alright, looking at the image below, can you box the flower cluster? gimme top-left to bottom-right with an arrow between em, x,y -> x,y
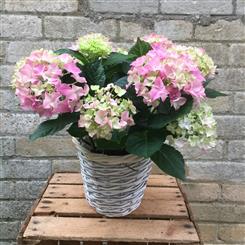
13,49 -> 89,117
127,47 -> 205,109
142,33 -> 173,49
173,45 -> 216,78
73,33 -> 112,62
78,84 -> 136,140
166,102 -> 217,150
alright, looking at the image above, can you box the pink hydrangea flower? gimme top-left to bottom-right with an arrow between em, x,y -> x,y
142,33 -> 173,50
13,49 -> 89,117
127,46 -> 205,109
78,84 -> 136,140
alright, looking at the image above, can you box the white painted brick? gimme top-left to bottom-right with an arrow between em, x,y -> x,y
0,15 -> 42,39
155,20 -> 193,40
222,184 -> 245,202
5,0 -> 78,13
44,16 -> 117,39
233,92 -> 245,114
181,182 -> 221,202
0,137 -> 15,156
89,0 -> 158,14
0,181 -> 16,199
219,204 -> 245,222
230,43 -> 245,66
186,161 -> 245,182
237,0 -> 245,15
228,140 -> 245,160
0,41 -> 7,58
120,21 -> 152,41
209,68 -> 245,91
6,41 -> 70,63
195,20 -> 245,41
180,140 -> 225,160
190,203 -> 245,223
0,65 -> 15,87
16,137 -> 76,157
160,0 -> 233,15
0,113 -> 41,135
207,94 -> 232,114
215,115 -> 245,139
1,159 -> 51,179
0,221 -> 20,239
0,89 -> 19,111
0,0 -> 4,11
219,224 -> 245,242
16,181 -> 46,199
52,159 -> 80,172
197,223 -> 217,243
0,200 -> 33,219
192,42 -> 230,66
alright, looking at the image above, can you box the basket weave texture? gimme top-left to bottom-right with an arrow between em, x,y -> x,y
72,138 -> 152,217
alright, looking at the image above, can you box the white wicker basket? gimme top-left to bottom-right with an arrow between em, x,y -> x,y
72,138 -> 152,217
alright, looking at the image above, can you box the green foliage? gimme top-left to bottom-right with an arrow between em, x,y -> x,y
103,52 -> 133,85
103,52 -> 134,67
133,97 -> 193,129
114,76 -> 128,88
151,144 -> 185,180
94,131 -> 127,152
129,38 -> 151,57
157,98 -> 171,114
126,129 -> 164,158
203,77 -> 214,87
67,123 -> 87,138
148,97 -> 193,129
82,60 -> 106,87
30,113 -> 79,141
125,86 -> 149,113
54,48 -> 89,64
205,88 -> 227,98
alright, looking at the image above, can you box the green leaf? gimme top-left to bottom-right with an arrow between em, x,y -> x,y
67,123 -> 87,138
60,73 -> 77,84
205,88 -> 227,98
203,77 -> 214,87
82,60 -> 106,87
157,97 -> 171,114
114,76 -> 128,88
94,131 -> 127,151
149,97 -> 193,129
103,52 -> 134,67
54,49 -> 89,64
151,144 -> 185,180
122,62 -> 131,74
128,38 -> 151,57
125,86 -> 149,112
94,139 -> 125,151
29,113 -> 79,141
126,129 -> 164,158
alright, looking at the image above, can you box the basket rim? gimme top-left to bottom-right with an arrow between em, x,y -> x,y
72,137 -> 146,165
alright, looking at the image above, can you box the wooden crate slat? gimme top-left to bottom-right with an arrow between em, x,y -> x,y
50,173 -> 177,187
23,216 -> 200,243
35,198 -> 188,219
50,173 -> 82,185
42,185 -> 182,201
148,175 -> 177,187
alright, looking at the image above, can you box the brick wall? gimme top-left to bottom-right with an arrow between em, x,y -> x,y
0,0 -> 244,244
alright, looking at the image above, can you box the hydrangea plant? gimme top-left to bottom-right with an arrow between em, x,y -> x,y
13,33 -> 226,180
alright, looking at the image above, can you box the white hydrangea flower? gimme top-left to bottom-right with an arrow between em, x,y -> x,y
166,102 -> 217,150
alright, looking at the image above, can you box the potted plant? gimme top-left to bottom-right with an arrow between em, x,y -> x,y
12,33 -> 225,217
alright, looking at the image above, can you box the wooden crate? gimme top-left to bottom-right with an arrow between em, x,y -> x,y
18,173 -> 201,245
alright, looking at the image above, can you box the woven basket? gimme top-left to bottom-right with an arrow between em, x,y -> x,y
72,138 -> 152,217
